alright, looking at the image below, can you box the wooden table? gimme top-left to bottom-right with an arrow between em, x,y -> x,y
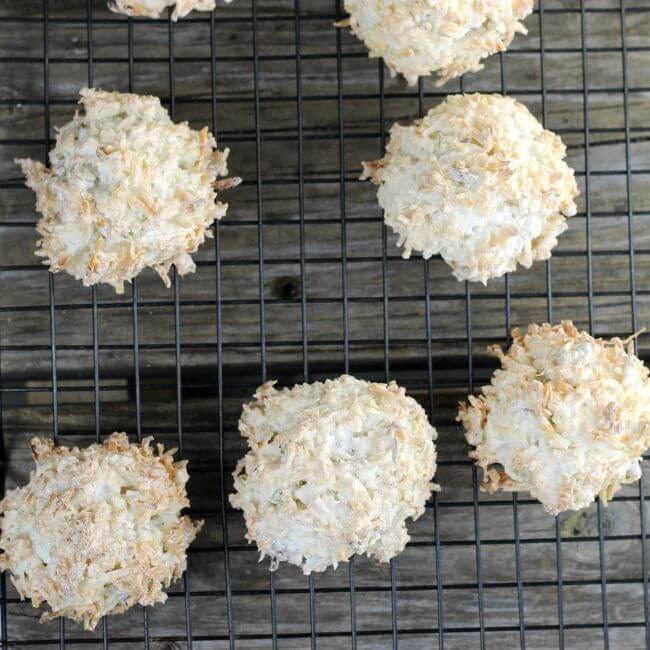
0,0 -> 649,647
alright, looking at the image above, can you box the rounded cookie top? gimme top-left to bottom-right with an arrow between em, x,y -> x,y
0,433 -> 203,630
344,0 -> 534,86
362,94 -> 578,283
459,322 -> 650,515
18,88 -> 239,293
230,375 -> 438,574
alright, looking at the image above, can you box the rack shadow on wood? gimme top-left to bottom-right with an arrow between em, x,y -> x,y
1,0 -> 650,648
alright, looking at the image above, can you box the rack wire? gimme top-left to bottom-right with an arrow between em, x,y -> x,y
0,0 -> 649,647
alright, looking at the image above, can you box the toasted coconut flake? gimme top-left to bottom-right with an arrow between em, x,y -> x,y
0,433 -> 203,630
108,0 -> 232,20
458,322 -> 650,515
362,94 -> 578,283
343,0 -> 534,86
230,375 -> 438,574
17,88 -> 240,293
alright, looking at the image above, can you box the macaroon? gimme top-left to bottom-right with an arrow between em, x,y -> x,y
459,322 -> 650,515
108,0 -> 231,20
230,375 -> 438,574
362,93 -> 578,283
342,0 -> 534,86
17,88 -> 239,293
0,433 -> 203,629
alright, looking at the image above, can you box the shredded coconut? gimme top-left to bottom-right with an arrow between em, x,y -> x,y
362,94 -> 578,283
458,322 -> 650,515
342,0 -> 534,86
230,375 -> 438,574
108,0 -> 231,20
17,88 -> 240,293
0,433 -> 203,630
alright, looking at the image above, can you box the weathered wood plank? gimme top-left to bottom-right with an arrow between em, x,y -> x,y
0,0 -> 649,647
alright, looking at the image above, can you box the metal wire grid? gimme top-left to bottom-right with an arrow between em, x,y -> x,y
0,0 -> 649,648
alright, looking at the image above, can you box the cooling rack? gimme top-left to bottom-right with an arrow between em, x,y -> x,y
0,0 -> 650,648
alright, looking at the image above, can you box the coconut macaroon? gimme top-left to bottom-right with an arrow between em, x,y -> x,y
230,375 -> 438,574
0,433 -> 203,630
342,0 -> 534,86
17,88 -> 239,294
458,322 -> 650,515
108,0 -> 231,20
362,94 -> 579,283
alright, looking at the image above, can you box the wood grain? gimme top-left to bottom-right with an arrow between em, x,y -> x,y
0,0 -> 649,648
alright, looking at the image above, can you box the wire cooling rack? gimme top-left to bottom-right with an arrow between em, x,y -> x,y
1,0 -> 650,648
